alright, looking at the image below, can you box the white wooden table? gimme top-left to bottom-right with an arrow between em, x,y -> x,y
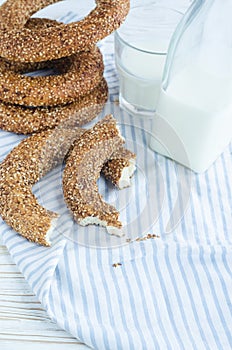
0,237 -> 88,350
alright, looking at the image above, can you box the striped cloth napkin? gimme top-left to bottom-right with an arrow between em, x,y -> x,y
1,4 -> 232,350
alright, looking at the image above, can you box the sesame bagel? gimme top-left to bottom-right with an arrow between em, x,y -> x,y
0,46 -> 104,107
0,0 -> 130,62
63,115 -> 125,237
0,77 -> 108,134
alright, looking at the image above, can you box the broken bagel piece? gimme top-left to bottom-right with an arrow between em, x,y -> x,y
0,127 -> 84,246
102,146 -> 136,189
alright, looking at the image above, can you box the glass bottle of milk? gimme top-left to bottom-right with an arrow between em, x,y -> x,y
150,0 -> 232,173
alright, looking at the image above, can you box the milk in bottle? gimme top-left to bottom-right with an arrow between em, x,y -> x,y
150,0 -> 232,172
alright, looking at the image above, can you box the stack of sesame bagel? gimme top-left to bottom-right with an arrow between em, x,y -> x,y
0,0 -> 130,134
0,0 -> 136,246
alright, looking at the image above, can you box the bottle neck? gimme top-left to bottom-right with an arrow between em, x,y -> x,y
162,0 -> 207,90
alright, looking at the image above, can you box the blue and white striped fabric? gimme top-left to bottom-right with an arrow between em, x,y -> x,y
1,6 -> 232,350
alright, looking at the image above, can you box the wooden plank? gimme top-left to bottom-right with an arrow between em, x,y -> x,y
0,241 -> 88,349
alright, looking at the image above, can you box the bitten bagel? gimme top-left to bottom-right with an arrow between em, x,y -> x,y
63,115 -> 126,237
0,0 -> 130,62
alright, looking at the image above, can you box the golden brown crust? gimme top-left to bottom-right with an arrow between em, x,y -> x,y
25,17 -> 61,30
0,127 -> 84,246
0,0 -> 130,62
63,115 -> 125,229
0,18 -> 62,73
0,46 -> 104,107
0,78 -> 108,134
0,18 -> 63,73
0,0 -> 58,30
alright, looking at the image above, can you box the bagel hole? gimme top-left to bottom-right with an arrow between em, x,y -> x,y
98,175 -> 119,205
21,58 -> 72,77
32,0 -> 96,23
23,67 -> 61,77
1,54 -> 71,77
